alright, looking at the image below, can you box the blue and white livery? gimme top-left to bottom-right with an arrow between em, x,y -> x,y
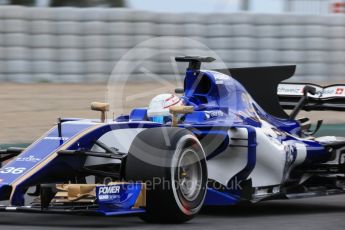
0,56 -> 345,223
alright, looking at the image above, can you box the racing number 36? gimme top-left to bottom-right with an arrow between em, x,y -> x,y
0,167 -> 26,174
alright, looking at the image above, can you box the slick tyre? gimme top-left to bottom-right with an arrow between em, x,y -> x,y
125,127 -> 207,223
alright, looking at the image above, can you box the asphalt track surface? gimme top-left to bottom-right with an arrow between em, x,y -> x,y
0,195 -> 344,230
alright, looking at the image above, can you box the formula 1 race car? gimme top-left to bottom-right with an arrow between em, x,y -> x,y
1,56 -> 345,223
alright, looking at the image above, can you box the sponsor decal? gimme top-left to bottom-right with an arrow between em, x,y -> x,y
99,185 -> 121,195
323,88 -> 335,96
322,87 -> 345,97
97,185 -> 125,202
96,183 -> 142,210
205,110 -> 225,119
278,84 -> 345,98
336,88 -> 344,95
16,155 -> 41,163
44,136 -> 69,141
278,84 -> 304,95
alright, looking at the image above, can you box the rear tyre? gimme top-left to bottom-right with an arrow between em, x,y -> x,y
125,127 -> 207,223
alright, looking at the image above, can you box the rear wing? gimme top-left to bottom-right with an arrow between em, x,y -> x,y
215,65 -> 296,119
278,83 -> 345,111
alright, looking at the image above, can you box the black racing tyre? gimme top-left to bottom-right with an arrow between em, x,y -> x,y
125,127 -> 207,223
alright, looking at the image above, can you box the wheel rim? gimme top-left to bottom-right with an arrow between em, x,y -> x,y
177,148 -> 203,202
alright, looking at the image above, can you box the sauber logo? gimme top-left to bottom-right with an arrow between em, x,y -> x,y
98,185 -> 121,195
16,155 -> 41,163
44,136 -> 69,141
336,88 -> 344,95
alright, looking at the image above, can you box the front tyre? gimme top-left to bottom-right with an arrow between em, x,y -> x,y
125,127 -> 207,223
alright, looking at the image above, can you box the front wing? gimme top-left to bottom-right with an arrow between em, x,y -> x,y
0,182 -> 146,216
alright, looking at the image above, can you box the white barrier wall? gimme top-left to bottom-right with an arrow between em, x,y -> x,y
0,6 -> 344,82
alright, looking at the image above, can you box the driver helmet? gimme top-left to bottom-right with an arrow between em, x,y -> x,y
147,94 -> 183,124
